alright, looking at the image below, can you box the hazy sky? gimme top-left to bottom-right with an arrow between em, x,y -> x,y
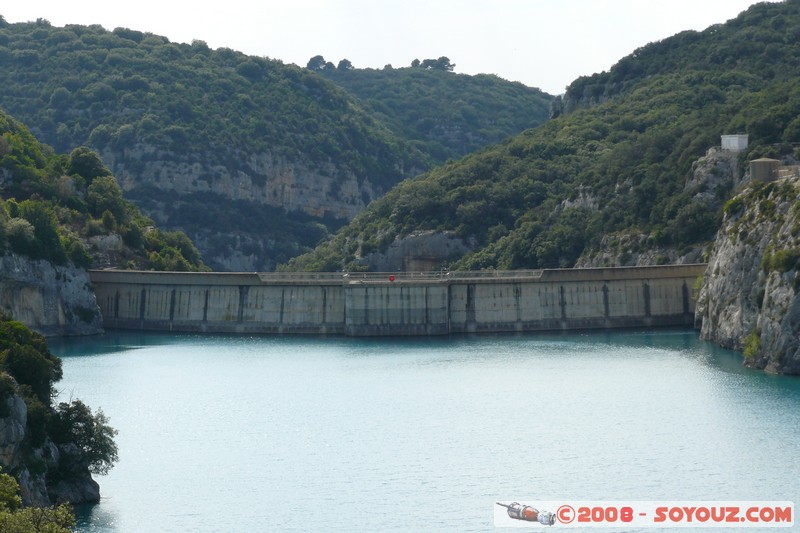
2,0 -> 774,94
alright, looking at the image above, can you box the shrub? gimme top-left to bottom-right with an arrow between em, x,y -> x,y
74,306 -> 97,324
86,175 -> 125,221
65,237 -> 91,268
0,373 -> 16,417
101,209 -> 117,232
0,469 -> 75,531
743,330 -> 761,360
120,222 -> 144,249
5,217 -> 36,256
722,196 -> 744,216
23,393 -> 49,447
769,248 -> 800,273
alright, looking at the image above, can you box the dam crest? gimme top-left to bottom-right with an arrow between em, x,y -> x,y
89,264 -> 706,336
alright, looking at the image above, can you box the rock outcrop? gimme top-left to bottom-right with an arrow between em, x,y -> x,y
0,253 -> 102,336
576,231 -> 707,268
684,147 -> 742,200
358,231 -> 472,272
0,385 -> 100,506
97,144 -> 404,271
696,176 -> 800,374
578,147 -> 739,268
103,145 -> 385,221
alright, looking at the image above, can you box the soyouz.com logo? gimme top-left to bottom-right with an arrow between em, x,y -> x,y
494,501 -> 794,528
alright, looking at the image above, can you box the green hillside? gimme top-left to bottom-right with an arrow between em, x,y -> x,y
0,17 -> 417,182
313,57 -> 553,163
0,108 -> 205,271
286,0 -> 800,271
0,16 -> 424,270
0,17 -> 551,271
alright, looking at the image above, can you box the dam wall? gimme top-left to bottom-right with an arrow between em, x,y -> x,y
89,264 -> 707,336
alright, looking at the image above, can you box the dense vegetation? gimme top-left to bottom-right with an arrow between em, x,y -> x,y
0,16 -> 555,270
311,56 -> 553,164
0,313 -> 118,513
287,0 -> 800,271
0,469 -> 74,532
0,16 -> 426,270
0,17 -> 415,183
0,109 -> 205,270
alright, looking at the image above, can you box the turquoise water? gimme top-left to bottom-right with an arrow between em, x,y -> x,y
49,330 -> 800,532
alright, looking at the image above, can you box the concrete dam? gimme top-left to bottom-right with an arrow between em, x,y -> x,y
89,264 -> 707,336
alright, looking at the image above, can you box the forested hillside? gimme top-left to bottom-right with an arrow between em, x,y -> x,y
312,57 -> 553,164
0,17 -> 421,270
0,108 -> 205,271
0,17 -> 551,271
287,0 -> 800,272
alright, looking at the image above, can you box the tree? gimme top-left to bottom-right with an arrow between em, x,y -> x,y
0,319 -> 63,405
0,344 -> 60,405
337,59 -> 354,70
50,400 -> 119,476
162,230 -> 203,266
410,58 -> 420,68
86,175 -> 125,221
66,147 -> 109,183
0,470 -> 21,511
436,56 -> 455,71
306,55 -> 326,70
101,210 -> 117,232
17,201 -> 63,262
421,57 -> 455,71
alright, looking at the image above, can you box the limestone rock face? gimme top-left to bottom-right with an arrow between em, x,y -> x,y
360,231 -> 472,272
577,148 -> 738,269
684,147 -> 742,201
576,231 -> 707,268
104,145 -> 382,221
697,177 -> 800,374
0,395 -> 27,469
98,143 -> 398,270
0,253 -> 102,336
549,92 -> 610,118
48,443 -> 101,505
0,385 -> 101,506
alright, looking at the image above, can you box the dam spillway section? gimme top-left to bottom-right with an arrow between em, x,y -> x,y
89,264 -> 707,336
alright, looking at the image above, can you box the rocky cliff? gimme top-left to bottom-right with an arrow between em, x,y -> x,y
102,144 -> 383,222
0,381 -> 99,506
99,143 -> 398,272
0,253 -> 102,336
577,147 -> 737,268
358,231 -> 472,272
696,176 -> 800,375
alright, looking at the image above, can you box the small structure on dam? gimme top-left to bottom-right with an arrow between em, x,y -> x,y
90,264 -> 706,336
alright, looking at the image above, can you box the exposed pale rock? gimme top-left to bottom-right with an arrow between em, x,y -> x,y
576,231 -> 706,268
0,380 -> 101,505
88,233 -> 123,252
0,253 -> 102,336
0,395 -> 27,468
684,147 -> 742,200
697,177 -> 800,374
102,144 -> 383,220
360,231 -> 472,272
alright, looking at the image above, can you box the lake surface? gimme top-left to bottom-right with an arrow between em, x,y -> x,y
49,330 -> 800,532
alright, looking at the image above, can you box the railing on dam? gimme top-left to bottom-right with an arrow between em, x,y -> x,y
89,264 -> 708,337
